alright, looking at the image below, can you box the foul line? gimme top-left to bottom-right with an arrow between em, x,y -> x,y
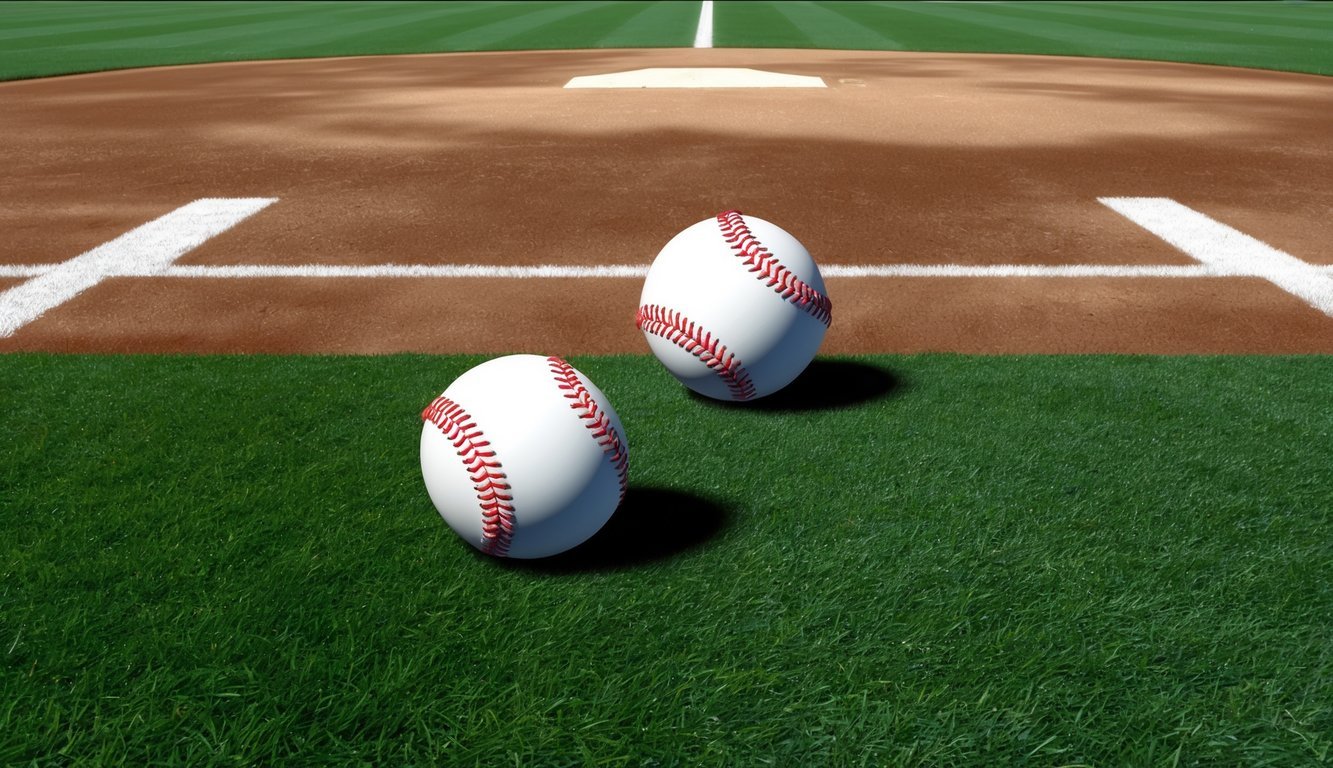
4,263 -> 1333,281
1101,197 -> 1333,317
694,0 -> 713,48
8,263 -> 1333,281
3,196 -> 1329,338
0,198 -> 275,337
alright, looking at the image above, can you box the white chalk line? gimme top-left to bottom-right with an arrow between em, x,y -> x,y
694,0 -> 713,48
8,263 -> 1332,280
1100,197 -> 1333,317
3,196 -> 1328,337
0,198 -> 276,337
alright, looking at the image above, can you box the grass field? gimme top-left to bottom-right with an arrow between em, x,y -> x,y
3,354 -> 1331,764
1,1 -> 1331,80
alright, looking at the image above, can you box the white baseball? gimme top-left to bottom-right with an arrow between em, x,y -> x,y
419,354 -> 629,559
637,211 -> 832,401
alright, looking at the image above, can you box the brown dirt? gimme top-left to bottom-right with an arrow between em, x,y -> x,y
2,48 -> 1330,353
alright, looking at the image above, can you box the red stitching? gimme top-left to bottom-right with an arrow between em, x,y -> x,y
422,395 -> 515,557
547,356 -> 629,501
635,304 -> 756,401
715,210 -> 832,327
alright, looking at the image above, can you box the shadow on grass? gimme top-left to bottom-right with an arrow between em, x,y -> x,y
494,487 -> 732,574
689,359 -> 904,413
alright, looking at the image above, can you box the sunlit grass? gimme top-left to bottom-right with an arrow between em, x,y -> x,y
2,353 -> 1330,764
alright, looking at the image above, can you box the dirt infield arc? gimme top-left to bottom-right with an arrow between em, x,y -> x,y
1,48 -> 1330,354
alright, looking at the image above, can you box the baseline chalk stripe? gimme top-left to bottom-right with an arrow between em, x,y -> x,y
694,0 -> 713,49
0,266 -> 48,278
0,198 -> 276,337
158,264 -> 652,279
821,264 -> 1225,278
4,197 -> 1329,334
152,264 -> 1333,278
1101,197 -> 1333,317
6,263 -> 1333,280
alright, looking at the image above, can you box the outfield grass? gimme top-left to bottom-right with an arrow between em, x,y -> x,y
0,1 -> 702,81
1,1 -> 1331,81
719,1 -> 1333,75
3,354 -> 1330,764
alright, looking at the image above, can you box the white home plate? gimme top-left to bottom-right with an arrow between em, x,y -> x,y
564,68 -> 826,89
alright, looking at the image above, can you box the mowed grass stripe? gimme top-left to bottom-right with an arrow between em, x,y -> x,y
952,1 -> 1333,73
967,1 -> 1333,47
388,0 -> 599,50
714,0 -> 814,48
3,1 -> 1331,79
227,2 -> 537,58
1034,1 -> 1333,41
0,0 -> 289,26
739,1 -> 1069,54
874,1 -> 1242,55
2,354 -> 1330,764
593,0 -> 702,50
47,2 -> 537,54
772,0 -> 906,51
711,1 -> 1333,74
47,4 -> 446,54
1080,0 -> 1333,23
0,1 -> 698,80
0,6 -> 252,39
433,0 -> 655,52
0,2 -> 378,49
0,2 -> 330,45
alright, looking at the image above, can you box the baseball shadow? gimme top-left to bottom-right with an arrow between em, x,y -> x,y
492,487 -> 732,574
689,359 -> 904,413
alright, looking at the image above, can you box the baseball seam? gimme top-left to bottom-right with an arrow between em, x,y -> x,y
716,210 -> 833,327
547,356 -> 630,501
422,395 -> 515,557
635,304 -> 757,400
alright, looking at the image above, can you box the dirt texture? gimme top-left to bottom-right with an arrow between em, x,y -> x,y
1,48 -> 1330,353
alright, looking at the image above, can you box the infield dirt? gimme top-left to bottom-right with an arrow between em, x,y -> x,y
2,48 -> 1330,353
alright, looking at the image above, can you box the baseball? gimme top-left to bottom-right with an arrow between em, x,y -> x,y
636,210 -> 833,401
419,354 -> 629,559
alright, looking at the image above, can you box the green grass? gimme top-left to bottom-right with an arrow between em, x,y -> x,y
717,1 -> 1333,75
0,1 -> 703,80
1,1 -> 1331,81
3,353 -> 1330,764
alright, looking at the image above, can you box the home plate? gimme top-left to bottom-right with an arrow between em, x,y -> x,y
564,68 -> 826,89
